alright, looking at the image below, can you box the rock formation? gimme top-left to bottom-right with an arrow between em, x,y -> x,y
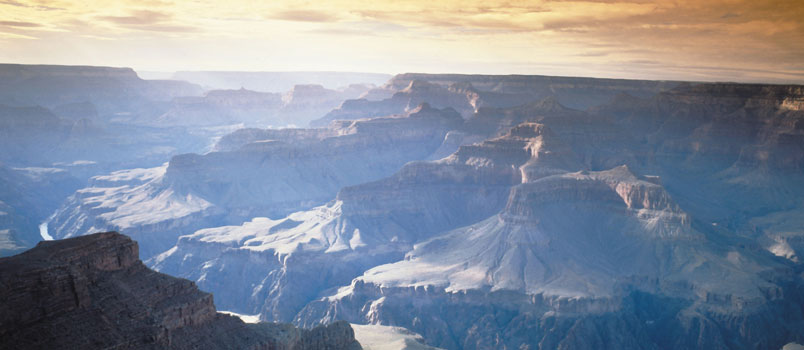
146,122 -> 580,320
149,84 -> 372,128
312,74 -> 679,126
295,166 -> 801,349
49,104 -> 463,258
32,72 -> 804,350
0,231 -> 362,350
0,63 -> 202,115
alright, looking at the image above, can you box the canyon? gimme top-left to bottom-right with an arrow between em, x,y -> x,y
2,64 -> 804,349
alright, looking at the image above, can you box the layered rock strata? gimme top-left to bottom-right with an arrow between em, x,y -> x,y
0,231 -> 362,350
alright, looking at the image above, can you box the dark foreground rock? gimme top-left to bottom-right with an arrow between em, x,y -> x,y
0,231 -> 362,350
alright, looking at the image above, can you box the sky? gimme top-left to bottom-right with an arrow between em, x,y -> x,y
0,0 -> 802,83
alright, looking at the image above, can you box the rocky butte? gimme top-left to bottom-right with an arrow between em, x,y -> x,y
0,231 -> 362,350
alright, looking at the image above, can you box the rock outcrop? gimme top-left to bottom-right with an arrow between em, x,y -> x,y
0,231 -> 362,350
593,83 -> 804,255
312,74 -> 679,126
49,104 -> 463,258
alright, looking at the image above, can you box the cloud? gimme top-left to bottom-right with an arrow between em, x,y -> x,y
576,51 -> 610,57
0,30 -> 36,39
305,20 -> 407,37
97,10 -> 171,26
268,10 -> 340,22
96,9 -> 200,33
626,59 -> 661,65
132,24 -> 200,32
0,0 -> 62,10
0,20 -> 41,27
0,0 -> 801,83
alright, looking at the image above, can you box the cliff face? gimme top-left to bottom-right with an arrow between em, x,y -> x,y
160,103 -> 461,220
0,64 -> 202,114
591,83 -> 804,237
295,166 -> 799,350
150,84 -> 369,128
0,64 -> 140,79
48,104 -> 463,259
387,73 -> 680,109
0,231 -> 361,350
313,73 -> 679,126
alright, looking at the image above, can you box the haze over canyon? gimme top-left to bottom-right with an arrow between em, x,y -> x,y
0,61 -> 800,350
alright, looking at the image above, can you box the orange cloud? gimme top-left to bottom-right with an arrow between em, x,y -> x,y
0,0 -> 800,83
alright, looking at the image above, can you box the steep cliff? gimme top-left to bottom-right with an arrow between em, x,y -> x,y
594,82 -> 804,254
0,231 -> 362,350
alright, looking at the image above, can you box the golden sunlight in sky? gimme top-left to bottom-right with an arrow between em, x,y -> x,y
0,0 -> 802,83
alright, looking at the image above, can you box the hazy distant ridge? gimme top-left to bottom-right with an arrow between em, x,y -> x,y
172,71 -> 392,92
